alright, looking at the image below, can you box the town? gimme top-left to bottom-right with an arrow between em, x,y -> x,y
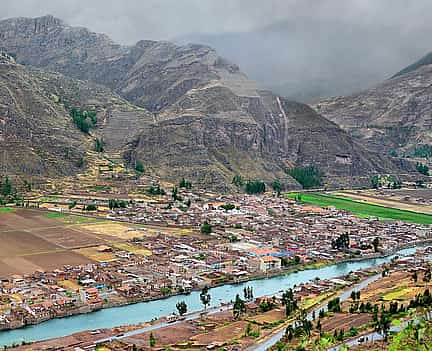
1,184 -> 431,336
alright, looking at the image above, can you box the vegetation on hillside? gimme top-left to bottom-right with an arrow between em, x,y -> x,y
70,108 -> 97,133
286,166 -> 324,189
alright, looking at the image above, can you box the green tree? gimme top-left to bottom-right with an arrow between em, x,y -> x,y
372,237 -> 380,252
232,175 -> 244,187
149,332 -> 156,347
200,286 -> 211,309
200,221 -> 212,234
272,179 -> 282,196
371,175 -> 381,189
176,301 -> 187,316
179,178 -> 192,189
135,160 -> 145,173
286,166 -> 324,189
233,294 -> 246,319
245,180 -> 266,194
416,162 -> 430,176
94,138 -> 105,153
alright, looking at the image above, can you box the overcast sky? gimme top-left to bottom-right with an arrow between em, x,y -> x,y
2,0 -> 432,100
1,0 -> 431,44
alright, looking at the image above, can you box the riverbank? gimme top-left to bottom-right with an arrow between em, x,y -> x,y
1,241 -> 424,334
0,246 -> 419,347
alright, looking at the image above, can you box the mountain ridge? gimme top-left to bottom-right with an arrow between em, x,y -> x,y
0,15 -> 408,189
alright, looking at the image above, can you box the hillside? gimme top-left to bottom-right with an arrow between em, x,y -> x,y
0,53 -> 87,177
0,15 -> 407,189
316,61 -> 432,159
393,51 -> 432,78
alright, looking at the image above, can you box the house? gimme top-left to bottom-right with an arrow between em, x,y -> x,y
259,256 -> 281,272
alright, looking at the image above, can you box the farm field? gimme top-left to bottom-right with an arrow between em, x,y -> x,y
287,193 -> 432,224
336,189 -> 432,215
0,209 -> 154,276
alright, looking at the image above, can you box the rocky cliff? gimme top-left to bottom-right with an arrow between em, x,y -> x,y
0,15 -> 405,188
316,61 -> 432,158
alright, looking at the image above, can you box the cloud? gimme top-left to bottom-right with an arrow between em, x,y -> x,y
2,0 -> 432,100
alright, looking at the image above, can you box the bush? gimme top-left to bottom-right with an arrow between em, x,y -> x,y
286,166 -> 324,189
416,162 -> 429,176
200,221 -> 212,234
135,160 -> 145,173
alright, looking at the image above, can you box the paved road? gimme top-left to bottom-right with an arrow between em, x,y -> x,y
94,304 -> 233,344
249,274 -> 383,351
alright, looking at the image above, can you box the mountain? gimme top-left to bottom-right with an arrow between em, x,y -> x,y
0,52 -> 87,177
315,58 -> 432,158
392,51 -> 432,78
0,15 -> 405,189
176,18 -> 432,103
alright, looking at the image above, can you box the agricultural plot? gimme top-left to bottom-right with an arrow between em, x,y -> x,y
0,209 -> 110,276
78,222 -> 147,240
74,245 -> 118,262
112,242 -> 152,256
287,193 -> 432,224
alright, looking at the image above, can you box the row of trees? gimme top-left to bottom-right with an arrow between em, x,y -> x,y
108,199 -> 128,210
286,166 -> 324,189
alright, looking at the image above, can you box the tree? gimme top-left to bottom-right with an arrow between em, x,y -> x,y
272,180 -> 282,196
233,294 -> 246,319
372,237 -> 380,253
85,203 -> 97,211
332,233 -> 350,250
219,203 -> 236,211
176,301 -> 187,316
416,162 -> 430,176
135,160 -> 145,173
0,176 -> 12,196
245,180 -> 266,194
149,332 -> 156,347
286,166 -> 324,189
232,175 -> 244,187
200,221 -> 212,234
371,175 -> 381,189
375,311 -> 391,342
172,187 -> 179,201
424,269 -> 431,283
244,286 -> 253,300
94,138 -> 105,153
281,289 -> 298,317
68,200 -> 77,210
200,286 -> 211,309
179,178 -> 192,189
412,271 -> 418,283
245,322 -> 253,337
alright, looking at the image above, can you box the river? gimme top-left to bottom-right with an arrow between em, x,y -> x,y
0,247 -> 417,347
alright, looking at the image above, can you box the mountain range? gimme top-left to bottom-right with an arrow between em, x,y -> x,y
0,15 -> 420,189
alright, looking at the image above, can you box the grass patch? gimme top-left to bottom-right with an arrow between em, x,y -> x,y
44,212 -> 66,218
0,207 -> 15,213
381,286 -> 414,301
287,193 -> 432,224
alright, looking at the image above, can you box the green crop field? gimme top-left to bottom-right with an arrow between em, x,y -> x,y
287,193 -> 432,224
0,207 -> 15,213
